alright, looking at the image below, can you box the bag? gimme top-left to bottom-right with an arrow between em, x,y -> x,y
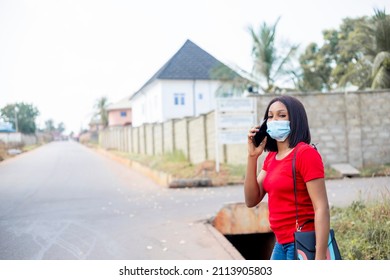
294,229 -> 342,260
292,145 -> 342,260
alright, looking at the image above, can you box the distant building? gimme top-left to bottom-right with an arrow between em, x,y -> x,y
130,39 -> 245,127
0,122 -> 15,133
107,97 -> 132,127
88,117 -> 104,132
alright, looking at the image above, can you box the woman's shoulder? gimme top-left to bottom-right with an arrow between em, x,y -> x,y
296,142 -> 320,156
295,142 -> 324,177
296,142 -> 317,150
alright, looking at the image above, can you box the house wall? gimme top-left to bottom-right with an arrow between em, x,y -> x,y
161,80 -> 219,121
131,82 -> 163,127
131,79 -> 221,127
131,95 -> 144,128
100,90 -> 390,169
108,109 -> 132,126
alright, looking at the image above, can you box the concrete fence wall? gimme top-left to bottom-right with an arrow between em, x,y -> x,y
99,90 -> 390,168
162,120 -> 173,154
0,132 -> 38,146
174,118 -> 189,159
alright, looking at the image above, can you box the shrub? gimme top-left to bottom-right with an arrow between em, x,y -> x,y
331,192 -> 390,260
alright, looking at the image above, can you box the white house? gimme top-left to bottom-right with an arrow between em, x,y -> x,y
130,39 -> 245,127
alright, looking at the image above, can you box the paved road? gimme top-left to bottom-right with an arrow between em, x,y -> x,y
0,141 -> 388,260
0,141 -> 242,260
325,175 -> 389,207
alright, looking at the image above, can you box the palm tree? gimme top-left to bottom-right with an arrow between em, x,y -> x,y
94,96 -> 109,127
371,8 -> 390,89
210,63 -> 255,97
247,17 -> 299,93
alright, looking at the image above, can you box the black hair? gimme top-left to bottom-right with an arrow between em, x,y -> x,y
262,95 -> 311,152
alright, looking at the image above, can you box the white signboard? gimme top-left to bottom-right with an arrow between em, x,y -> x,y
217,98 -> 256,112
218,129 -> 249,144
215,97 -> 257,145
214,97 -> 258,172
218,114 -> 257,128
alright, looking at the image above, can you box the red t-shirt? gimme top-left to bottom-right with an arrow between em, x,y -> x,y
262,142 -> 324,244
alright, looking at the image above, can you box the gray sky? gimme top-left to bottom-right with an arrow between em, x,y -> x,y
1,0 -> 389,134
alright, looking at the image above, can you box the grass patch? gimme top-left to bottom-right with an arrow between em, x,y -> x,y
331,192 -> 390,260
21,144 -> 41,152
0,145 -> 6,161
0,141 -> 26,161
108,150 -> 195,178
102,149 -> 246,185
359,163 -> 390,177
222,163 -> 247,184
325,166 -> 343,179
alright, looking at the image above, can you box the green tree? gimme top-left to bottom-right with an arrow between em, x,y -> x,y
210,63 -> 254,97
298,10 -> 390,91
331,17 -> 374,89
44,119 -> 65,134
57,122 -> 65,134
247,17 -> 299,93
0,103 -> 39,134
299,16 -> 374,91
44,119 -> 56,132
298,42 -> 333,91
371,8 -> 390,89
94,96 -> 109,127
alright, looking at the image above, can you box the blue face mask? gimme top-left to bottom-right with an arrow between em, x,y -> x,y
266,120 -> 291,142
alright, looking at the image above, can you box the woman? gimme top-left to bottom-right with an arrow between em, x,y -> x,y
244,95 -> 330,260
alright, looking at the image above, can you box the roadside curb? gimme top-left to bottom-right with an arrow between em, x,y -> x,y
203,220 -> 245,260
92,147 -> 213,188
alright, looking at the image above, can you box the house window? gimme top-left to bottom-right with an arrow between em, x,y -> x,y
174,93 -> 185,105
221,92 -> 233,98
120,111 -> 127,117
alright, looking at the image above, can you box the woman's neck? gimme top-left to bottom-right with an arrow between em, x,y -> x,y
277,141 -> 290,152
276,141 -> 293,160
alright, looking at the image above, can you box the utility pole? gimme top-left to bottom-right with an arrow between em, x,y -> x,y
14,107 -> 18,132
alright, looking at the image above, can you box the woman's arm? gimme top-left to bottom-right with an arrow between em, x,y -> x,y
244,160 -> 266,207
306,178 -> 330,260
244,127 -> 267,207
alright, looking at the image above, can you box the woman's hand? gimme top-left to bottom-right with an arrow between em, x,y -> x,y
247,126 -> 267,158
245,127 -> 267,207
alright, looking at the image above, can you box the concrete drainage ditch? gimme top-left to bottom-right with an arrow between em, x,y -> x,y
211,202 -> 275,260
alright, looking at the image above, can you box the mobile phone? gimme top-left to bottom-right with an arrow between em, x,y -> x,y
252,119 -> 268,147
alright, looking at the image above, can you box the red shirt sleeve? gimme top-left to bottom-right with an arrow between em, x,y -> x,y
296,144 -> 324,182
